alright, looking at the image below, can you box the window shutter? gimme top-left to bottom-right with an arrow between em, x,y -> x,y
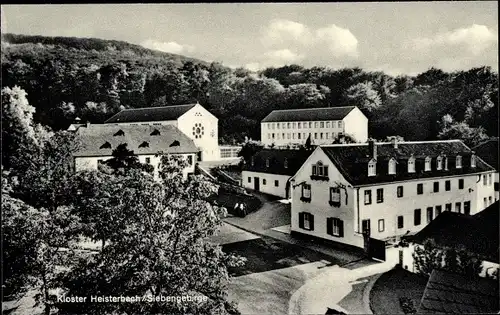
338,220 -> 344,237
309,214 -> 315,231
326,218 -> 333,235
298,212 -> 304,229
324,166 -> 329,177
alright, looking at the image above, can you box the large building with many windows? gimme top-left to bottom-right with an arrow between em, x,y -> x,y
473,137 -> 499,201
260,106 -> 368,147
289,139 -> 497,249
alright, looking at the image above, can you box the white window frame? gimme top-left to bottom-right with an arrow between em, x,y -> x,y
364,190 -> 372,205
408,157 -> 415,173
332,218 -> 341,236
303,213 -> 312,230
471,155 -> 476,168
378,219 -> 385,232
330,187 -> 341,203
302,184 -> 311,199
456,155 -> 462,169
436,156 -> 443,170
425,156 -> 431,171
388,158 -> 396,175
368,159 -> 376,177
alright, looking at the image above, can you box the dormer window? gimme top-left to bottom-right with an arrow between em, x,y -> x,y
408,156 -> 415,173
114,130 -> 124,136
425,156 -> 431,171
150,129 -> 160,136
436,156 -> 443,170
266,159 -> 270,168
100,142 -> 111,149
284,158 -> 288,169
169,140 -> 180,147
443,156 -> 448,170
471,155 -> 476,168
139,141 -> 149,148
388,158 -> 396,175
456,155 -> 462,169
368,159 -> 376,177
311,161 -> 329,180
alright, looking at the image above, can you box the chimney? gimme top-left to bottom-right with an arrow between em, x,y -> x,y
86,121 -> 90,128
368,139 -> 377,160
391,137 -> 398,149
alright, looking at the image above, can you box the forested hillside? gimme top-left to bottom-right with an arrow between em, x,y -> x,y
2,33 -> 498,146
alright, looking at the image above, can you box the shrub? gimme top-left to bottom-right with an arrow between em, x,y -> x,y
399,296 -> 416,314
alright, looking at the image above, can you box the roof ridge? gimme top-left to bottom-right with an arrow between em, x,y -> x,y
269,106 -> 356,113
119,104 -> 196,111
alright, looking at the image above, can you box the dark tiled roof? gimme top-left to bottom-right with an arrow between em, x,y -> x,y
243,149 -> 314,176
473,137 -> 498,170
73,124 -> 199,157
320,140 -> 495,186
261,106 -> 357,122
417,269 -> 499,314
407,201 -> 499,263
104,104 -> 197,123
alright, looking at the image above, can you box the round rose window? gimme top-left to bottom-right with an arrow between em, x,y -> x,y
192,123 -> 204,139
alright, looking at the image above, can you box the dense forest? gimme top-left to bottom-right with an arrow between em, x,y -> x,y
1,33 -> 498,146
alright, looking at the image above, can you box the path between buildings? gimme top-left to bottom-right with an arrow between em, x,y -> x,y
223,190 -> 401,315
288,259 -> 394,315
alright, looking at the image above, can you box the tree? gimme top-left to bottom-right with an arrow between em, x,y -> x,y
437,115 -> 489,147
413,239 -> 444,277
345,81 -> 382,113
237,140 -> 264,164
284,83 -> 328,109
104,143 -> 154,175
413,239 -> 484,278
15,131 -> 80,213
331,133 -> 357,144
1,86 -> 51,172
59,155 -> 244,315
3,177 -> 81,315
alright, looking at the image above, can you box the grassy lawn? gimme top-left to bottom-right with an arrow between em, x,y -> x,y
370,268 -> 428,315
222,237 -> 338,277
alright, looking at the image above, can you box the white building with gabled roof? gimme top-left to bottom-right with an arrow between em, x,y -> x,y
289,139 -> 497,251
260,106 -> 368,146
73,124 -> 199,179
104,102 -> 220,161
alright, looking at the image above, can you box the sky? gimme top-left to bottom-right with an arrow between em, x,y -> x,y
1,3 -> 498,75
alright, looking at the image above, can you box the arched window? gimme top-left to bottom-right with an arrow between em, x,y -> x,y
388,158 -> 396,175
312,161 -> 329,178
368,159 -> 376,177
425,156 -> 431,171
436,156 -> 443,170
470,155 -> 476,168
408,156 -> 415,173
